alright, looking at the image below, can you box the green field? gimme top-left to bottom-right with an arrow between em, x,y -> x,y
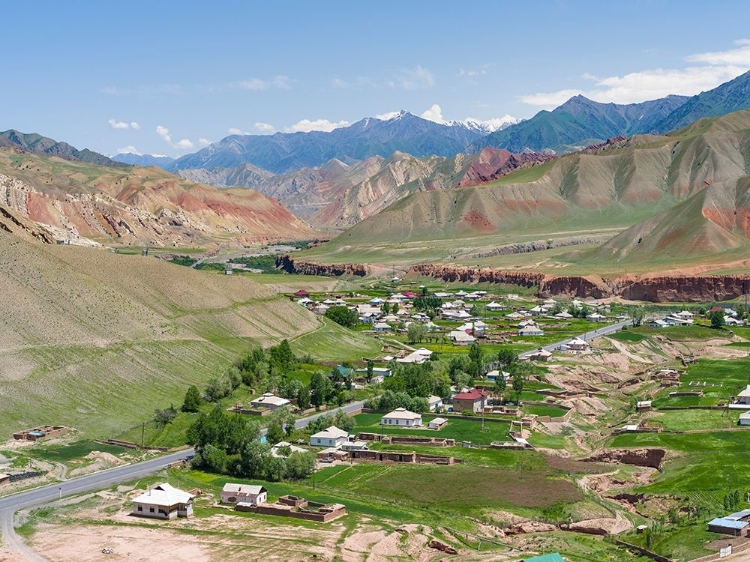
289,318 -> 382,363
352,413 -> 512,445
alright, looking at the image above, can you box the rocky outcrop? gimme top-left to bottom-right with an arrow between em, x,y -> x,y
428,540 -> 458,555
275,255 -> 369,277
504,521 -> 557,535
583,449 -> 665,470
618,275 -> 750,302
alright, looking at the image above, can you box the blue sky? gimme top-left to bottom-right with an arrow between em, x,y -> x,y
4,0 -> 750,157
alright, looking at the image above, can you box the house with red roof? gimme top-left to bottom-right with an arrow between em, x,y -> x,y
293,289 -> 310,298
451,388 -> 487,413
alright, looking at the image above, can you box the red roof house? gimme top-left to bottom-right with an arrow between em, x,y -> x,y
451,388 -> 487,413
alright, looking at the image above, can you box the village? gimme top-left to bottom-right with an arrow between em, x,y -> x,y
5,275 -> 750,561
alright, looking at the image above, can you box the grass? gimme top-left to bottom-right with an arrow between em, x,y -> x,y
649,409 -> 739,432
352,413 -> 511,445
523,404 -> 570,418
652,356 -> 750,407
17,440 -> 125,464
609,330 -> 648,343
289,318 -> 382,363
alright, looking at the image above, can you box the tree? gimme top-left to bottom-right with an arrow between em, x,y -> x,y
309,371 -> 333,408
366,360 -> 374,383
154,404 -> 178,429
392,303 -> 399,315
196,443 -> 227,473
512,370 -> 525,404
496,349 -> 518,368
297,385 -> 311,410
238,440 -> 270,478
325,306 -> 358,328
286,451 -> 316,480
710,310 -> 725,329
205,376 -> 232,402
468,342 -> 484,379
494,373 -> 507,402
631,306 -> 645,327
269,339 -> 297,372
182,385 -> 202,413
266,420 -> 285,445
382,302 -> 390,315
469,304 -> 481,317
407,323 -> 426,344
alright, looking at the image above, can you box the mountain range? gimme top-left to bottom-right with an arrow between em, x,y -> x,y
112,152 -> 175,167
0,145 -> 313,246
0,129 -> 127,168
323,109 -> 750,264
166,111 -> 490,174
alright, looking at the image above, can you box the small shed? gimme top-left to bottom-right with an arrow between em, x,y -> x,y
636,400 -> 652,412
428,417 -> 447,430
521,553 -> 565,562
740,411 -> 750,426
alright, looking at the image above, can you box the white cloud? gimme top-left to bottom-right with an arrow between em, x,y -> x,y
199,138 -> 211,146
520,41 -> 750,108
156,125 -> 194,151
389,65 -> 435,90
108,119 -> 131,130
254,122 -> 275,133
228,127 -> 250,135
376,110 -> 402,120
237,75 -> 293,91
463,115 -> 518,131
286,119 -> 350,133
330,75 -> 378,90
156,125 -> 172,144
116,145 -> 141,155
420,104 -> 446,124
130,122 -> 140,130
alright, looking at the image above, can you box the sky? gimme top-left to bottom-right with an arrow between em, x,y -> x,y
4,0 -> 750,157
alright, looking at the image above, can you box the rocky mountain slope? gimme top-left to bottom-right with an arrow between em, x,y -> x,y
0,129 -> 127,168
652,70 -> 750,133
179,147 -> 553,229
0,148 -> 314,246
328,110 -> 750,250
167,111 -> 486,174
468,71 -> 750,154
0,228 -> 320,437
467,95 -> 689,154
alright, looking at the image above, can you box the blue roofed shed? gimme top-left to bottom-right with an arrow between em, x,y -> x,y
708,517 -> 749,536
521,554 -> 564,562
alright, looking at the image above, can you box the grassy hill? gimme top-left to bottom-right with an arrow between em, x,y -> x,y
304,110 -> 750,271
0,230 -> 325,439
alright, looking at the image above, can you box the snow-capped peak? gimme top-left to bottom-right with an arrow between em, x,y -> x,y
458,115 -> 519,133
375,110 -> 410,121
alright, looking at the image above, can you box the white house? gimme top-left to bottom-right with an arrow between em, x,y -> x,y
554,311 -> 574,319
740,412 -> 750,426
131,483 -> 194,520
648,319 -> 669,328
373,322 -> 391,333
427,395 -> 443,411
381,408 -> 422,427
730,386 -> 750,409
528,348 -> 553,361
486,370 -> 510,383
486,302 -> 504,311
566,337 -> 590,353
221,483 -> 267,505
518,325 -> 544,337
588,312 -> 606,322
310,426 -> 350,448
449,330 -> 476,345
251,393 -> 291,411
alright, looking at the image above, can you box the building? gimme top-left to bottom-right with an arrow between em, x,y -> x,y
251,393 -> 291,411
730,386 -> 750,410
528,348 -> 552,362
293,290 -> 310,298
448,330 -> 476,345
310,426 -> 349,448
518,325 -> 544,337
428,417 -> 448,430
427,395 -> 443,411
381,408 -> 422,427
340,441 -> 369,451
486,302 -> 504,311
708,517 -> 749,536
740,411 -> 750,426
636,400 -> 653,412
648,319 -> 669,328
486,370 -> 509,383
221,483 -> 268,505
373,322 -> 391,333
451,388 -> 487,413
131,483 -> 194,519
566,337 -> 590,353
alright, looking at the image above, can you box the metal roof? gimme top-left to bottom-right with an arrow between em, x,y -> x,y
708,518 -> 749,529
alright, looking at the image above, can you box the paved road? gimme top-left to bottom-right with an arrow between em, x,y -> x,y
518,318 -> 631,358
0,319 -> 630,560
0,401 -> 366,560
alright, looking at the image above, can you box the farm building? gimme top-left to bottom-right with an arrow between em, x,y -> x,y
636,400 -> 652,411
428,417 -> 448,430
310,426 -> 349,448
486,370 -> 509,383
131,483 -> 194,520
373,322 -> 391,333
293,290 -> 309,298
381,408 -> 422,427
708,517 -> 749,536
451,389 -> 487,413
221,483 -> 267,505
13,425 -> 68,442
271,441 -> 307,457
740,412 -> 750,425
486,302 -> 504,311
518,325 -> 544,337
565,337 -> 589,353
250,393 -> 291,411
648,319 -> 669,328
448,330 -> 476,345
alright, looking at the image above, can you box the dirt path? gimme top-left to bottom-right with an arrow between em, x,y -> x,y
0,509 -> 49,562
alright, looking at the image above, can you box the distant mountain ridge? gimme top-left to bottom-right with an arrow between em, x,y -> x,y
167,111 -> 487,174
468,71 -> 750,154
112,153 -> 175,167
0,129 -> 128,168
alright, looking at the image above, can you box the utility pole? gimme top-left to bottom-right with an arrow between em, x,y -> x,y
141,422 -> 145,449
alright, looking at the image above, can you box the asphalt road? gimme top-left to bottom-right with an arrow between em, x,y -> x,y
0,321 -> 630,560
